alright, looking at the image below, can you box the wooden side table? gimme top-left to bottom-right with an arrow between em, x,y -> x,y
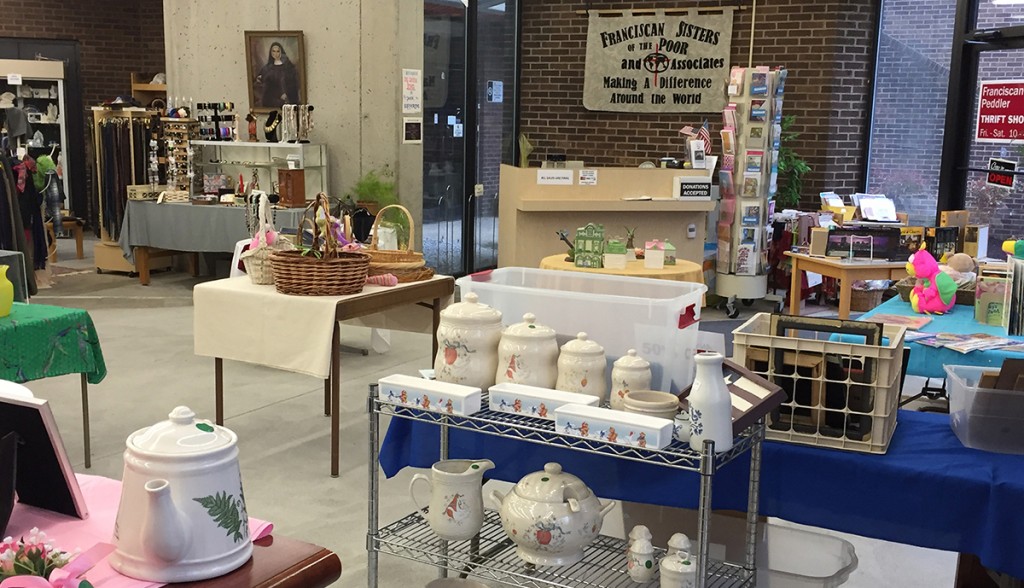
785,251 -> 908,319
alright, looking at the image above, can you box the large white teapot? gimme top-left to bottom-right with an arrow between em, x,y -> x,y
109,406 -> 252,583
490,462 -> 615,567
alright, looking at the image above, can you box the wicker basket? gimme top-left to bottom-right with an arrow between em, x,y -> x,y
241,246 -> 275,285
894,276 -> 976,306
128,184 -> 164,201
367,204 -> 432,282
850,288 -> 884,312
270,194 -> 371,296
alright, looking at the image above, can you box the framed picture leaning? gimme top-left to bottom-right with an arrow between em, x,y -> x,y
245,30 -> 307,112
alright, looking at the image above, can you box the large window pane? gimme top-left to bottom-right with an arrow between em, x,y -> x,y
867,0 -> 957,226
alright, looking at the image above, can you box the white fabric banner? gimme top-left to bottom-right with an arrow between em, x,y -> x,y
583,9 -> 734,113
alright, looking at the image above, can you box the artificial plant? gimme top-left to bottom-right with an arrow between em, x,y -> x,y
345,165 -> 410,247
776,115 -> 812,208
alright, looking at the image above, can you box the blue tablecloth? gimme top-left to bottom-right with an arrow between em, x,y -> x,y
859,297 -> 1024,379
380,409 -> 1024,578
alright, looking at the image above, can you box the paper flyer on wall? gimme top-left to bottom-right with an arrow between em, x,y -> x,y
735,243 -> 757,275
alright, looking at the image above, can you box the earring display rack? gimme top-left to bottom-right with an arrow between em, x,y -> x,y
195,102 -> 237,142
161,118 -> 198,192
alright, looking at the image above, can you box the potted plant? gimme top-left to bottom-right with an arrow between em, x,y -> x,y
776,115 -> 812,208
345,165 -> 410,246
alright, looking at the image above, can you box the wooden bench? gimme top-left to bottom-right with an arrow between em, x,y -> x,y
44,216 -> 85,262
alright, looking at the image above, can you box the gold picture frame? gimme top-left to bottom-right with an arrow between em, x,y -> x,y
244,30 -> 307,113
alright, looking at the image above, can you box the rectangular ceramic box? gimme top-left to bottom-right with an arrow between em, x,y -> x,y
488,383 -> 599,421
457,269 -> 706,394
378,374 -> 481,416
554,404 -> 675,450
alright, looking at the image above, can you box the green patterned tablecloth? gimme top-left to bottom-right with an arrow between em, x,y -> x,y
0,302 -> 107,385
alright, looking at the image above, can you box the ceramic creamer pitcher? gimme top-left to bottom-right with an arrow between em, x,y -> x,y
110,406 -> 252,583
434,293 -> 503,389
409,459 -> 495,541
494,313 -> 559,388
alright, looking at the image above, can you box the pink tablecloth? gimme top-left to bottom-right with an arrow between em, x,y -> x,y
6,474 -> 273,588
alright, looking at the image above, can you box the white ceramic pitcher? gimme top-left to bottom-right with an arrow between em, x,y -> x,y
409,459 -> 495,541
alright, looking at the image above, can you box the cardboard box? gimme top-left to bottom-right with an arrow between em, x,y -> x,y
940,210 -> 970,250
964,225 -> 989,259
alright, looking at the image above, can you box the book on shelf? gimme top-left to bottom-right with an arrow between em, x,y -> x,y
898,227 -> 925,257
924,226 -> 959,261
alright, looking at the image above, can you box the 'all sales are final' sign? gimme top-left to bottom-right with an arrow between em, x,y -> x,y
976,79 -> 1024,143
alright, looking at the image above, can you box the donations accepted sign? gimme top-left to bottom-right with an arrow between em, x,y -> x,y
976,79 -> 1024,143
583,10 -> 733,113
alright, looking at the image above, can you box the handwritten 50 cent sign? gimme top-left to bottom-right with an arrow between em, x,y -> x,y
976,80 -> 1024,143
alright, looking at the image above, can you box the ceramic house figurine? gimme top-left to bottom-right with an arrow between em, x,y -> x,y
644,240 -> 666,269
663,240 -> 677,265
574,223 -> 605,269
604,239 -> 627,270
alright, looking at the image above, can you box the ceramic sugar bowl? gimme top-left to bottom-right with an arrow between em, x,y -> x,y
610,349 -> 652,411
494,313 -> 559,388
434,292 -> 503,389
110,406 -> 252,583
556,333 -> 608,402
490,462 -> 616,566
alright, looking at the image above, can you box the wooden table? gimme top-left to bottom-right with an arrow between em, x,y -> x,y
539,254 -> 704,283
785,251 -> 908,319
194,276 -> 455,477
171,534 -> 341,588
0,302 -> 106,468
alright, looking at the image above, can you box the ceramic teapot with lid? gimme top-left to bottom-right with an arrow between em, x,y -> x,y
494,313 -> 559,388
433,292 -> 503,389
489,462 -> 616,566
109,406 -> 252,583
555,333 -> 608,402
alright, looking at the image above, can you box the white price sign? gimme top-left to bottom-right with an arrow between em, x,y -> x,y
7,74 -> 22,85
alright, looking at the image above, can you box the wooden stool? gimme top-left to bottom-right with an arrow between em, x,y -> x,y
44,217 -> 85,262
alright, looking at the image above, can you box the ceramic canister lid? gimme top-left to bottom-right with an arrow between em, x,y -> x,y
128,406 -> 236,457
613,349 -> 650,370
502,313 -> 557,339
439,292 -> 503,327
512,462 -> 593,504
560,332 -> 604,356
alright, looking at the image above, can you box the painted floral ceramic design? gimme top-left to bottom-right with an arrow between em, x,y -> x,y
410,459 -> 494,541
384,388 -> 457,414
493,396 -> 550,419
433,292 -> 502,389
495,314 -> 559,389
193,490 -> 249,543
560,419 -> 649,448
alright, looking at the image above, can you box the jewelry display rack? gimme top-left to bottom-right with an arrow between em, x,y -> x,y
190,140 -> 328,201
161,118 -> 198,192
367,385 -> 764,588
195,102 -> 237,141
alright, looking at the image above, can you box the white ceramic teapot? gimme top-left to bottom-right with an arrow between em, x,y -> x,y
109,406 -> 252,583
489,462 -> 616,566
434,292 -> 503,389
494,313 -> 559,388
555,333 -> 608,402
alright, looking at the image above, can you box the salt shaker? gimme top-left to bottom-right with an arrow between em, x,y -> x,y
667,533 -> 692,556
626,524 -> 652,554
659,552 -> 697,588
627,538 -> 655,583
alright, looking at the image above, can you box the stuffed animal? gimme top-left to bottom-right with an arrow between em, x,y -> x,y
906,244 -> 956,314
938,252 -> 976,283
1003,240 -> 1024,260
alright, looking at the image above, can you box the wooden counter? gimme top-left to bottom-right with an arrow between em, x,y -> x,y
498,164 -> 715,269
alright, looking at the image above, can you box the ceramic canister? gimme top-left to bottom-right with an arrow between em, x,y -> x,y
494,313 -> 559,389
433,292 -> 503,390
610,349 -> 652,411
555,333 -> 608,402
623,390 -> 679,421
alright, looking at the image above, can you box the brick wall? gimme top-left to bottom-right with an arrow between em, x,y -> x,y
0,0 -> 166,108
519,0 -> 879,207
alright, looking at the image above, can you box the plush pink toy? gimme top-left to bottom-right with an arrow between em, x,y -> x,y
905,244 -> 956,314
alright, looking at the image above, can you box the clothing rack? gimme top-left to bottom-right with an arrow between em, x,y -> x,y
91,107 -> 157,274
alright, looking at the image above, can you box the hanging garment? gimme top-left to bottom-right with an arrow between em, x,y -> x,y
4,107 -> 32,141
0,160 -> 36,295
13,157 -> 46,270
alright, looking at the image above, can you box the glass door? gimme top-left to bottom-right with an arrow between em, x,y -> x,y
422,0 -> 518,276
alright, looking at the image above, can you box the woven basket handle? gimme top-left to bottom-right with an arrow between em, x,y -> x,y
369,204 -> 415,253
254,194 -> 273,248
295,193 -> 341,258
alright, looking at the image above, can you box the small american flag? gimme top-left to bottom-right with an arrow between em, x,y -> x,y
697,120 -> 712,154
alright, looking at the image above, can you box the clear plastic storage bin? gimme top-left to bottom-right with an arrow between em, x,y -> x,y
757,524 -> 858,588
945,364 -> 1024,454
456,269 -> 706,393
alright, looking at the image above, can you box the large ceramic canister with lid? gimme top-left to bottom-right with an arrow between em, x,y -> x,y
433,292 -> 503,389
494,313 -> 559,388
555,332 -> 608,402
610,349 -> 652,411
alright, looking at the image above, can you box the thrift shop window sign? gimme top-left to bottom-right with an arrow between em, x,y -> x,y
987,158 -> 1016,190
976,79 -> 1024,143
583,9 -> 734,113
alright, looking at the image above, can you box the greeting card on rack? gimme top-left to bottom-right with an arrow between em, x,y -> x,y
719,169 -> 736,199
735,243 -> 757,275
717,221 -> 734,240
717,239 -> 732,273
742,203 -> 761,226
750,72 -> 768,96
723,104 -> 738,129
745,150 -> 764,173
722,154 -> 735,172
729,67 -> 745,96
747,125 -> 765,148
721,127 -> 736,154
742,172 -> 761,198
749,100 -> 767,122
741,227 -> 759,244
720,200 -> 737,225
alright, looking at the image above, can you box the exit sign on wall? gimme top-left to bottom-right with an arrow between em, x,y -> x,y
976,79 -> 1024,143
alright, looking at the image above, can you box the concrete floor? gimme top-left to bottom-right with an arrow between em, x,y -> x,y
20,234 -> 958,588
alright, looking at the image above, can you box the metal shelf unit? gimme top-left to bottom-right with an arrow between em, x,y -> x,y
189,140 -> 328,202
368,388 -> 764,588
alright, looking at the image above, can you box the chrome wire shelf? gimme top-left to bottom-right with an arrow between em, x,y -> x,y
373,394 -> 763,473
374,510 -> 753,588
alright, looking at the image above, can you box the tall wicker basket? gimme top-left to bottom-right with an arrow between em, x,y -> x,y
270,194 -> 370,295
367,204 -> 433,283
